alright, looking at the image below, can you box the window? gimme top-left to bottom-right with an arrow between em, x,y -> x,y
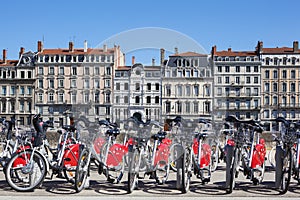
235,88 -> 240,96
1,101 -> 6,112
177,70 -> 182,77
59,66 -> 64,75
236,66 -> 240,72
116,83 -> 120,90
246,88 -> 251,96
194,102 -> 198,113
282,70 -> 287,78
105,80 -> 111,89
205,102 -> 210,113
27,71 -> 32,78
177,102 -> 182,113
166,85 -> 171,96
265,83 -> 270,92
217,77 -> 222,84
21,71 -> 25,78
94,92 -> 99,103
254,66 -> 258,72
273,96 -> 278,105
85,67 -> 89,75
253,88 -> 259,96
124,83 -> 129,90
146,96 -> 151,104
236,77 -> 240,84
124,96 -> 128,103
49,66 -> 54,75
225,66 -> 230,72
95,67 -> 100,75
166,102 -> 171,113
225,77 -> 229,84
265,70 -> 269,78
291,83 -> 296,92
246,100 -> 251,109
71,79 -> 76,88
273,83 -> 278,92
186,85 -> 191,96
186,70 -> 191,77
2,86 -> 7,95
194,70 -> 198,77
95,79 -> 100,88
20,86 -> 25,95
135,96 -> 140,104
84,79 -> 90,88
84,93 -> 89,103
59,79 -> 64,88
186,102 -> 190,113
205,85 -> 210,96
217,88 -> 222,96
71,93 -> 76,104
155,96 -> 159,104
11,101 -> 15,112
19,101 -> 24,112
264,96 -> 269,105
217,66 -> 222,72
291,70 -> 296,79
254,77 -> 258,84
49,79 -> 54,88
38,66 -> 43,74
193,85 -> 199,96
177,85 -> 182,96
72,67 -> 77,75
58,93 -> 64,103
38,93 -> 43,102
49,93 -> 54,102
27,87 -> 32,95
155,83 -> 159,91
135,83 -> 140,91
282,82 -> 287,92
246,77 -> 251,84
273,70 -> 278,79
115,96 -> 120,104
147,83 -> 151,91
10,86 -> 15,95
225,87 -> 230,96
246,66 -> 251,72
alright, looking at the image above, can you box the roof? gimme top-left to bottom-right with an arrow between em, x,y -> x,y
116,66 -> 131,71
170,51 -> 207,57
38,48 -> 115,55
262,47 -> 300,54
0,60 -> 18,66
214,50 -> 257,57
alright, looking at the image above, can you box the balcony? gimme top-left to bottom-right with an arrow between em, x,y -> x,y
278,103 -> 300,109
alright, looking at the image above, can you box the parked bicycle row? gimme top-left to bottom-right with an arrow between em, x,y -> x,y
0,114 -> 299,194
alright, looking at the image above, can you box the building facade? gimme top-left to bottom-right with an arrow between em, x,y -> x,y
161,51 -> 213,123
211,46 -> 261,123
0,49 -> 35,125
113,62 -> 162,123
259,41 -> 300,131
35,41 -> 124,124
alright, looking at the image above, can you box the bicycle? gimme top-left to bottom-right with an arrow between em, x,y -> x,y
273,117 -> 300,194
224,115 -> 266,194
75,119 -> 127,192
126,117 -> 169,193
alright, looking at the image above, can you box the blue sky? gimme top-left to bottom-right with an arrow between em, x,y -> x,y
1,0 -> 300,65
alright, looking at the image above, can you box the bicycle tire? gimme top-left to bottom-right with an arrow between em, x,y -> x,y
225,145 -> 235,194
63,168 -> 75,184
180,148 -> 191,193
280,149 -> 292,194
169,143 -> 181,172
75,147 -> 90,193
5,149 -> 47,192
127,147 -> 139,193
211,142 -> 220,172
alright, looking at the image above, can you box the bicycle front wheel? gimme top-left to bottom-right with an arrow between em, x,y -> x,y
177,147 -> 191,193
127,147 -> 139,193
225,145 -> 236,194
268,146 -> 276,169
5,149 -> 47,192
75,147 -> 90,193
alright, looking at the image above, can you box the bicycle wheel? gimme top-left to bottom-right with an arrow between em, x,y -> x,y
63,168 -> 75,183
127,147 -> 139,193
75,147 -> 90,193
280,149 -> 292,194
177,148 -> 191,193
225,145 -> 236,194
268,146 -> 276,169
169,143 -> 181,172
5,149 -> 47,192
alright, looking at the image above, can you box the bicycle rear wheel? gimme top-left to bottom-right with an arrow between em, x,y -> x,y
75,147 -> 90,193
268,146 -> 276,169
5,149 -> 47,192
280,149 -> 292,194
127,147 -> 139,193
177,147 -> 191,193
225,145 -> 236,194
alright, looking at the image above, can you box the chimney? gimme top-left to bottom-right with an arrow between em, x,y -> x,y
2,49 -> 7,64
160,48 -> 165,65
211,45 -> 217,55
228,48 -> 232,52
152,58 -> 155,66
37,41 -> 43,52
19,47 -> 25,58
103,44 -> 107,52
84,40 -> 87,52
174,47 -> 178,55
293,41 -> 299,52
256,41 -> 263,54
69,41 -> 74,52
132,56 -> 135,65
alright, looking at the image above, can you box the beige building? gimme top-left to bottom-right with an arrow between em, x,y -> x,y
259,41 -> 300,131
0,48 -> 35,125
212,46 -> 261,123
35,41 -> 124,124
